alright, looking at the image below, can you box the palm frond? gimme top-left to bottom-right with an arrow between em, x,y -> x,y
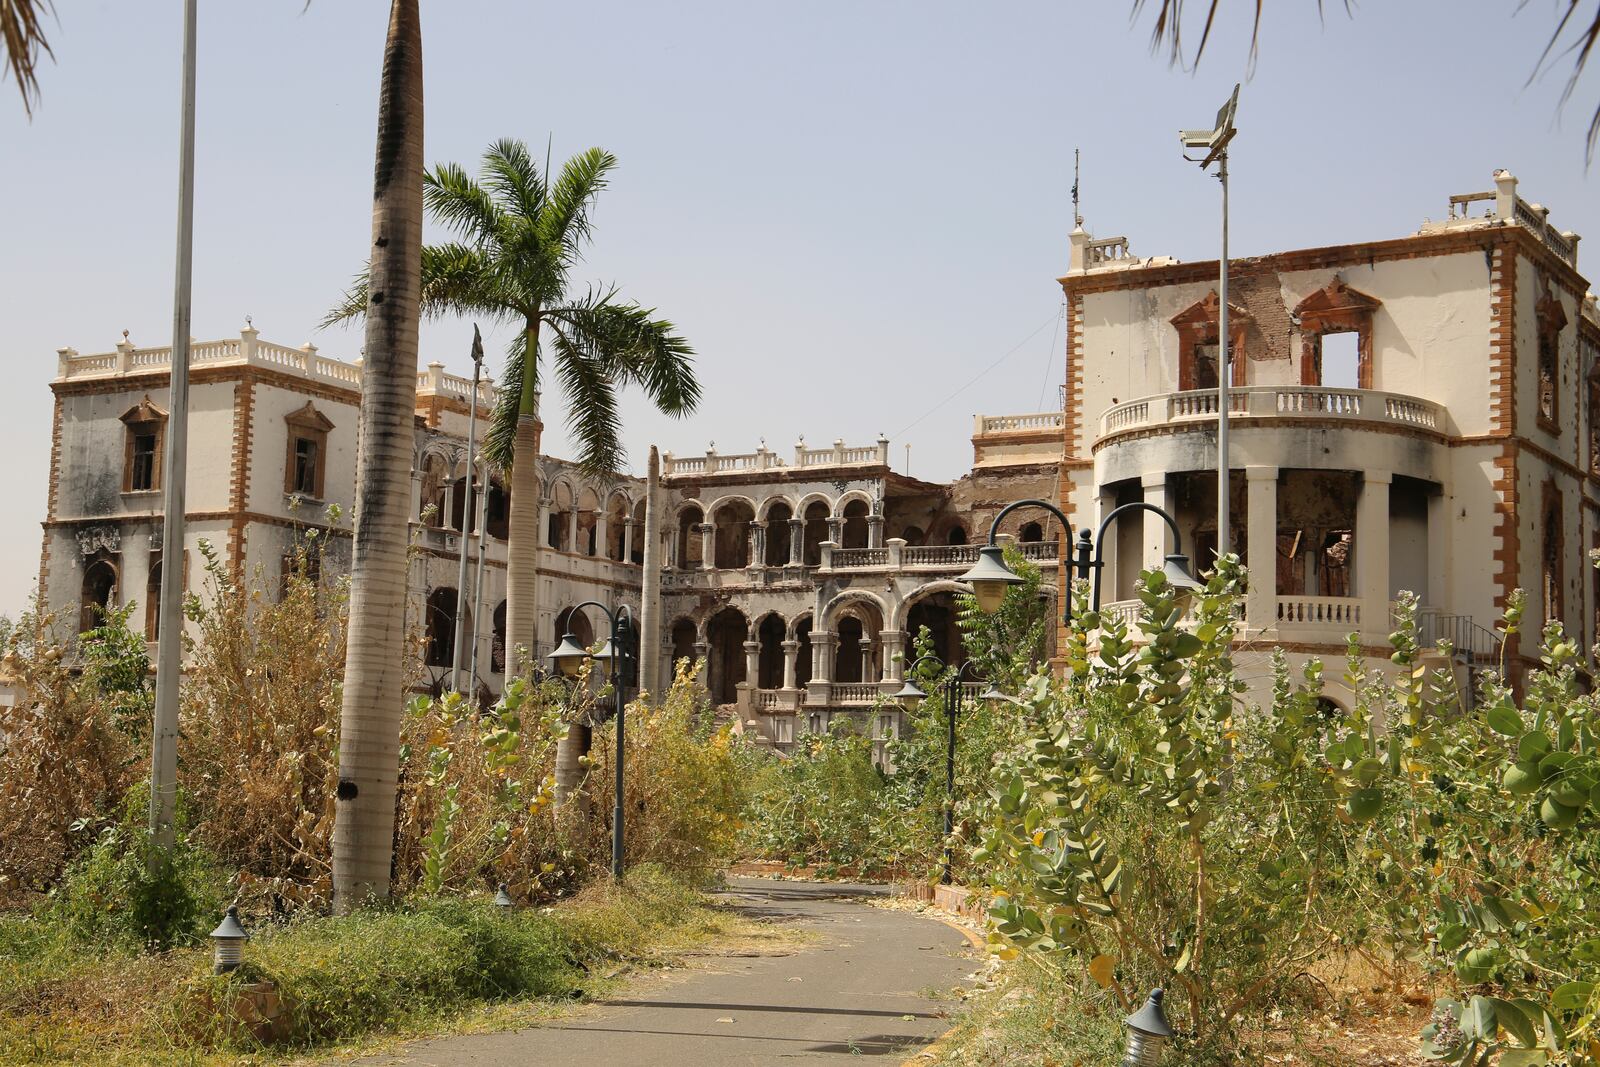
538,147 -> 617,259
1526,0 -> 1600,161
546,294 -> 701,417
418,242 -> 520,321
2,0 -> 55,118
424,162 -> 509,246
481,138 -> 546,223
484,325 -> 535,470
321,265 -> 372,329
545,315 -> 626,476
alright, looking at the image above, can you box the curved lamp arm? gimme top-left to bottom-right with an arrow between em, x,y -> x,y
1090,502 -> 1188,612
983,498 -> 1075,546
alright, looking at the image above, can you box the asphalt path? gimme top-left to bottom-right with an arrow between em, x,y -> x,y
354,877 -> 976,1066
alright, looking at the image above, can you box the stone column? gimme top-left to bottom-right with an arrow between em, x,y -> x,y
567,503 -> 580,554
622,518 -> 636,564
827,517 -> 843,544
748,521 -> 763,569
1356,470 -> 1392,644
879,629 -> 905,682
595,509 -> 609,561
813,631 -> 837,681
1096,485 -> 1119,604
1244,466 -> 1278,633
537,497 -> 552,549
781,639 -> 800,689
697,522 -> 715,570
638,449 -> 662,697
1141,472 -> 1171,571
408,468 -> 424,524
744,639 -> 762,690
788,519 -> 804,564
866,515 -> 885,549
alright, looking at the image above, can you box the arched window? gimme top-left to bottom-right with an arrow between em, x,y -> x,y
756,615 -> 785,689
713,500 -> 754,568
840,500 -> 869,549
677,505 -> 704,567
1019,521 -> 1043,543
120,396 -> 166,494
947,525 -> 967,546
80,557 -> 119,633
802,502 -> 830,566
764,503 -> 794,566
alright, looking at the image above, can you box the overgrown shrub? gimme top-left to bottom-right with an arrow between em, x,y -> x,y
981,558 -> 1600,1064
0,605 -> 143,901
44,786 -> 228,952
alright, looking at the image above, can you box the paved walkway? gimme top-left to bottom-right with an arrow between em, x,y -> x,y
356,878 -> 975,1065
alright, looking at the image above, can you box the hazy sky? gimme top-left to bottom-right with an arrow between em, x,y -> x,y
2,1 -> 1596,618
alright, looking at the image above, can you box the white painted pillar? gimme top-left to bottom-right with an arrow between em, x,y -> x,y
595,510 -> 609,561
567,502 -> 579,553
781,639 -> 799,689
1356,470 -> 1392,644
1097,485 -> 1119,603
867,515 -> 885,549
1141,471 -> 1171,571
743,639 -> 761,690
537,497 -> 551,548
409,468 -> 423,524
879,629 -> 905,682
1244,466 -> 1278,633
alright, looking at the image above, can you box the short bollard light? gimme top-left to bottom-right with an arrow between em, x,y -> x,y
210,905 -> 248,975
494,883 -> 515,909
1123,988 -> 1174,1066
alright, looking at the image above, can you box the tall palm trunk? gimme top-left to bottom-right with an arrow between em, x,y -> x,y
504,320 -> 543,678
331,0 -> 423,913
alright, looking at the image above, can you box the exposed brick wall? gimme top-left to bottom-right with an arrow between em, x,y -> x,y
37,395 -> 65,606
227,379 -> 255,578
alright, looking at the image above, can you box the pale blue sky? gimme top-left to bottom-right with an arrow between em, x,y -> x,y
2,1 -> 1596,618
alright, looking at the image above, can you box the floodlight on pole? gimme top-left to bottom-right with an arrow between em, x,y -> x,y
1180,84 -> 1239,561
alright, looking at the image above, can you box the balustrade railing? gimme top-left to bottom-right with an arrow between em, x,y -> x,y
902,544 -> 978,566
977,412 -> 1066,435
54,332 -> 496,408
1098,386 -> 1446,439
832,683 -> 884,705
831,547 -> 888,568
1277,596 -> 1360,626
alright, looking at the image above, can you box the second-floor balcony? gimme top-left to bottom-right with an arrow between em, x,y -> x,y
1097,385 -> 1446,443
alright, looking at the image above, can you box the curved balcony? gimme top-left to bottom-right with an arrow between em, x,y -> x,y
1099,386 -> 1444,440
1094,386 -> 1450,484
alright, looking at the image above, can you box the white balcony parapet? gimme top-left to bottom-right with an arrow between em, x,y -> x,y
830,539 -> 1059,571
1097,386 -> 1446,442
832,682 -> 886,705
975,412 -> 1066,435
55,329 -> 495,410
662,435 -> 890,478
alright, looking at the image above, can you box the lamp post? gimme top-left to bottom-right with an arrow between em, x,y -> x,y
209,905 -> 247,974
960,499 -> 1201,625
894,654 -> 998,885
1122,988 -> 1175,1066
451,325 -> 485,694
1181,84 -> 1240,558
547,600 -> 635,882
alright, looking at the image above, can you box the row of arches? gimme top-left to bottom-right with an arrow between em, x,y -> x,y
665,586 -> 971,705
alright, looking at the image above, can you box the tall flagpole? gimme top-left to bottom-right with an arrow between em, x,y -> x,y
150,0 -> 200,850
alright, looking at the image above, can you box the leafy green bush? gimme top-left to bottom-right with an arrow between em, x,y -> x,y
45,787 -> 228,952
980,555 -> 1600,1064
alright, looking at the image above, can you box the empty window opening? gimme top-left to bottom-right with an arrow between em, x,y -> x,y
1319,332 -> 1361,390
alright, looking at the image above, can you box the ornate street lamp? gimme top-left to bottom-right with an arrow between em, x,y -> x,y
545,602 -> 636,881
896,654 -> 996,885
963,499 -> 1201,624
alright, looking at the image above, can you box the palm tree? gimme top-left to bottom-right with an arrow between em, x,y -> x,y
329,0 -> 424,913
326,139 -> 699,801
2,0 -> 54,117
